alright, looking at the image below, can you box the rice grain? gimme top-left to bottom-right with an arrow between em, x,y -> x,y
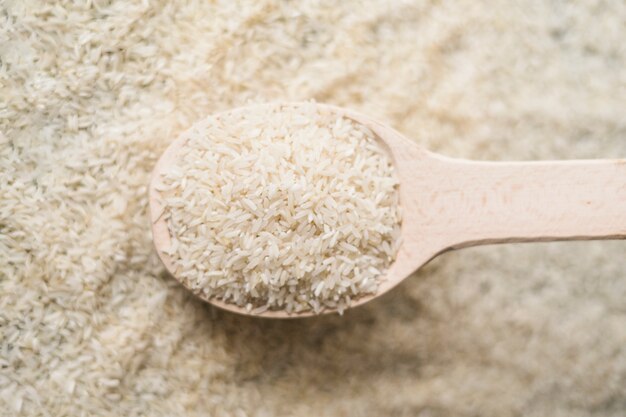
159,103 -> 402,314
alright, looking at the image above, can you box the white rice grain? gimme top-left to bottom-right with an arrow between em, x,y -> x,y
160,103 -> 402,313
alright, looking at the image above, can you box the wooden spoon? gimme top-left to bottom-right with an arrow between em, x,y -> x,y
149,103 -> 626,318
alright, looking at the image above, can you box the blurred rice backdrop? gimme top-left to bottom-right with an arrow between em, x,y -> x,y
1,1 -> 625,416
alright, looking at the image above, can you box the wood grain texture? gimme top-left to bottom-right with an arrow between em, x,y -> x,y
149,103 -> 626,318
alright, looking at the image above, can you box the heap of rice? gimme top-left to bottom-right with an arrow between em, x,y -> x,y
3,1 -> 626,416
157,103 -> 402,314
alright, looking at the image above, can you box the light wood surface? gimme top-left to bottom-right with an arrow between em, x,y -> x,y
149,103 -> 626,318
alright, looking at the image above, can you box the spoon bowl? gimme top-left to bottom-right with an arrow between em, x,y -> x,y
150,103 -> 626,318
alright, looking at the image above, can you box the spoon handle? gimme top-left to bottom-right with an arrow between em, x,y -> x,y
427,155 -> 626,250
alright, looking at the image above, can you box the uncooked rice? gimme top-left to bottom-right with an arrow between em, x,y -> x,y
157,103 -> 402,314
2,1 -> 625,416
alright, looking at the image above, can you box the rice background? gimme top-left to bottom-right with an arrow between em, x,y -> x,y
1,0 -> 625,416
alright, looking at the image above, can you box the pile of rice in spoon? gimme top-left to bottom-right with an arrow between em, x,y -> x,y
156,103 -> 402,314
